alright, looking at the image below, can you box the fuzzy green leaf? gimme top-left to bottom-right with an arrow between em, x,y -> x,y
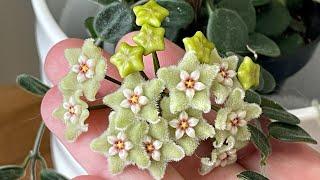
40,169 -> 68,180
255,0 -> 291,36
207,8 -> 249,53
260,96 -> 285,110
258,68 -> 276,94
277,33 -> 304,55
161,142 -> 185,161
157,0 -> 194,40
218,0 -> 256,32
237,170 -> 269,180
94,2 -> 134,43
245,89 -> 261,105
16,74 -> 49,96
248,124 -> 271,165
262,107 -> 300,125
251,0 -> 271,6
248,33 -> 280,57
129,148 -> 151,169
269,122 -> 317,144
85,17 -> 98,39
0,165 -> 25,180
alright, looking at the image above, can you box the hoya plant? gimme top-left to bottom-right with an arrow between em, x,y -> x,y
87,0 -> 320,94
3,0 -> 318,180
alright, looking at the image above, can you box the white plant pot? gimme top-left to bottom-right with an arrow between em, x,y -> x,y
31,0 -> 320,179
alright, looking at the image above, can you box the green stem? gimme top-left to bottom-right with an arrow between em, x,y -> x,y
205,0 -> 214,14
105,75 -> 122,85
94,37 -> 103,47
88,104 -> 109,111
211,104 -> 220,111
152,52 -> 160,76
139,71 -> 149,80
30,122 -> 46,180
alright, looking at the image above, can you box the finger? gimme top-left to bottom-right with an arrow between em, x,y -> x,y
198,163 -> 246,180
238,139 -> 320,179
116,31 -> 185,78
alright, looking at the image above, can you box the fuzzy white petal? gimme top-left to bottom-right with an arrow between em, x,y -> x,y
71,65 -> 80,73
85,69 -> 94,79
134,86 -> 143,96
227,70 -> 236,78
131,104 -> 141,114
63,102 -> 71,110
169,119 -> 179,128
186,127 -> 196,138
63,112 -> 71,121
238,120 -> 247,127
86,59 -> 95,68
186,88 -> 195,99
237,111 -> 247,119
124,141 -> 133,150
120,99 -> 131,108
77,73 -> 86,82
74,105 -> 81,115
230,126 -> 238,135
119,150 -> 128,160
188,117 -> 199,127
223,78 -> 233,87
143,136 -> 152,143
176,82 -> 187,91
151,150 -> 161,161
138,96 -> 148,105
69,115 -> 77,123
123,89 -> 133,98
179,111 -> 189,120
107,136 -> 117,144
190,70 -> 200,80
117,132 -> 126,140
180,70 -> 190,80
153,140 -> 163,150
108,147 -> 118,156
175,129 -> 185,139
216,74 -> 224,82
194,82 -> 206,91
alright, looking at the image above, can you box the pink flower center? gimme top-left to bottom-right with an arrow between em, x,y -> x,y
219,68 -> 229,78
129,94 -> 139,104
68,106 -> 76,114
144,142 -> 155,153
179,119 -> 189,130
184,78 -> 195,89
115,140 -> 125,150
231,118 -> 240,126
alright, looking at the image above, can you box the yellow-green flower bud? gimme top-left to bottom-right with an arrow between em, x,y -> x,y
237,56 -> 260,90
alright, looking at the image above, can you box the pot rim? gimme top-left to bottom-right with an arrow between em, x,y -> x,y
31,0 -> 67,43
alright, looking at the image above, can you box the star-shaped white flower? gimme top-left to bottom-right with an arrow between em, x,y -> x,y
226,110 -> 247,135
120,86 -> 149,114
143,136 -> 163,161
214,148 -> 237,168
169,111 -> 199,139
216,62 -> 237,87
107,132 -> 133,160
176,70 -> 206,99
72,54 -> 95,82
63,96 -> 81,123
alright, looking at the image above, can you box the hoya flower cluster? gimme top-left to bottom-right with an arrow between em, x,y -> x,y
51,1 -> 263,179
53,39 -> 107,142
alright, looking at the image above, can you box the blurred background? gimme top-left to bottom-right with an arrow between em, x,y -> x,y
0,0 -> 39,84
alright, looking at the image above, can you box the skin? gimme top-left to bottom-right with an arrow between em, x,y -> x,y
43,32 -> 320,180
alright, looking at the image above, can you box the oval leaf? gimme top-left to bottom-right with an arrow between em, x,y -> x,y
237,170 -> 269,180
260,97 -> 285,110
248,124 -> 271,165
245,89 -> 261,104
218,0 -> 256,32
40,169 -> 68,180
269,122 -> 317,144
0,165 -> 25,180
207,8 -> 249,53
262,107 -> 300,124
251,0 -> 271,6
248,33 -> 280,57
94,2 -> 134,43
258,67 -> 276,94
158,0 -> 194,40
277,33 -> 304,55
16,74 -> 50,96
255,0 -> 291,37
